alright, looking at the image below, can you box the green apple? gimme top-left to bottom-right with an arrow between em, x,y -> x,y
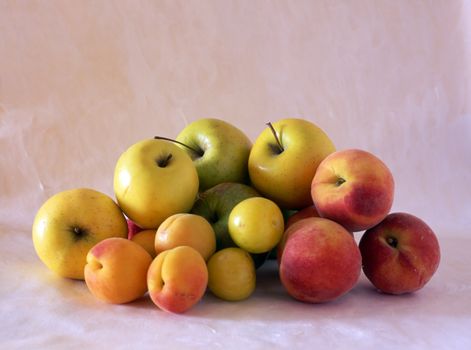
114,139 -> 199,229
175,118 -> 252,191
32,188 -> 128,280
191,182 -> 259,250
190,182 -> 268,268
248,118 -> 336,209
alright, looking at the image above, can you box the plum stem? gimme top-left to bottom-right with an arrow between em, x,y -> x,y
154,136 -> 204,157
266,122 -> 284,153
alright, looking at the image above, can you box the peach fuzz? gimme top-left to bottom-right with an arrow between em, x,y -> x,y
84,237 -> 152,304
359,212 -> 440,294
131,229 -> 157,258
311,149 -> 394,232
279,217 -> 361,303
147,246 -> 208,313
155,213 -> 216,261
277,209 -> 351,265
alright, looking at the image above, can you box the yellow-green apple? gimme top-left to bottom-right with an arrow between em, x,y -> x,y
248,118 -> 335,209
190,182 -> 259,250
154,213 -> 216,261
311,149 -> 394,232
114,139 -> 199,229
279,217 -> 361,303
84,237 -> 152,304
172,118 -> 252,191
127,219 -> 143,240
359,212 -> 440,294
207,247 -> 256,301
147,246 -> 208,313
131,229 -> 157,258
32,188 -> 128,280
228,197 -> 284,254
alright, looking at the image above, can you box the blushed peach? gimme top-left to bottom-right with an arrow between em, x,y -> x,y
279,217 -> 361,303
311,149 -> 394,232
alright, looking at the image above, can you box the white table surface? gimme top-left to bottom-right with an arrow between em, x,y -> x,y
1,229 -> 470,350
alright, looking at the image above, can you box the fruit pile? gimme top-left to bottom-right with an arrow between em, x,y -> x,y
32,118 -> 441,313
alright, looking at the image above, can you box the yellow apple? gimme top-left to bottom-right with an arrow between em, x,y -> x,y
207,247 -> 256,301
114,139 -> 199,229
248,118 -> 335,209
155,213 -> 216,261
228,197 -> 284,254
84,237 -> 152,304
32,188 -> 128,280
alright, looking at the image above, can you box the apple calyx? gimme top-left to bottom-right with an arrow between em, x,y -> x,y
154,136 -> 204,158
386,236 -> 398,248
71,226 -> 88,241
266,122 -> 284,154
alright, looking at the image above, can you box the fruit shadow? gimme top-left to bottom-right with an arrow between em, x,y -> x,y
187,261 -> 369,322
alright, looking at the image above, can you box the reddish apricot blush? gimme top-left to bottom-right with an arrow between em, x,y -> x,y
311,149 -> 394,232
359,212 -> 440,294
147,246 -> 208,313
279,217 -> 361,303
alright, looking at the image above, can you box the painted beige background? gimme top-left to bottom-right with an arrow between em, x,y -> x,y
1,1 -> 470,234
1,2 -> 470,348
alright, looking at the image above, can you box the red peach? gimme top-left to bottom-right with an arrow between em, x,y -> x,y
359,212 -> 440,294
311,149 -> 394,232
279,217 -> 361,303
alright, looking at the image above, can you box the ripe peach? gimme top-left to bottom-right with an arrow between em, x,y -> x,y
279,217 -> 361,303
359,212 -> 440,294
311,149 -> 394,232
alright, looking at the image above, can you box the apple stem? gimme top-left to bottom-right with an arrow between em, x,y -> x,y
266,122 -> 284,153
154,136 -> 204,157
